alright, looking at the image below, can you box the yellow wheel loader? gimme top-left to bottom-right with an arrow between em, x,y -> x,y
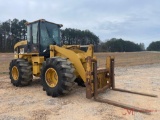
9,19 -> 157,114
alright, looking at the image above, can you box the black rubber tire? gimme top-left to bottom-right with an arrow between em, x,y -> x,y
41,57 -> 76,97
9,59 -> 33,86
74,77 -> 85,87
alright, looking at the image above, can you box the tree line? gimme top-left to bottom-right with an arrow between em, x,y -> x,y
99,38 -> 160,52
0,19 -> 27,52
99,38 -> 145,52
61,28 -> 99,51
147,41 -> 160,51
0,18 -> 159,52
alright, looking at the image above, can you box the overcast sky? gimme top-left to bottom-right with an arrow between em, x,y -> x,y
0,0 -> 160,47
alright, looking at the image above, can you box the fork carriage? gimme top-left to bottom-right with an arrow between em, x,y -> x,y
85,56 -> 157,114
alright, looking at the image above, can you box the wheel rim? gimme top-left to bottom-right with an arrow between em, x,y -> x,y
12,66 -> 19,80
45,68 -> 58,87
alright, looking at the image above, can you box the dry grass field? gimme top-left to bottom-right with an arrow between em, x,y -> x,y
0,52 -> 160,120
96,51 -> 160,67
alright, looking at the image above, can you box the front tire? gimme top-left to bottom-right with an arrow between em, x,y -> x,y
41,57 -> 76,97
9,59 -> 33,86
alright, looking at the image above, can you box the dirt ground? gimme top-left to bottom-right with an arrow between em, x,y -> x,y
0,52 -> 160,120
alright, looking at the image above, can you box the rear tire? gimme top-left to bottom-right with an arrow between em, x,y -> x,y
9,59 -> 33,86
41,57 -> 76,97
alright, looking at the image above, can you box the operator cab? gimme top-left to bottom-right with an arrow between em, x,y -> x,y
26,19 -> 63,57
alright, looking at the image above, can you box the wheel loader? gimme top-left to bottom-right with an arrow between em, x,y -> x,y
9,19 -> 157,114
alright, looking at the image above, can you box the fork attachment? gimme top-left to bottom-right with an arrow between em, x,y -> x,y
85,56 -> 157,114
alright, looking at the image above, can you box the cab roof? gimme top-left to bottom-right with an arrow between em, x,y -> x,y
25,19 -> 63,27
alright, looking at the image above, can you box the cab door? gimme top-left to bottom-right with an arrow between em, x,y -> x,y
31,22 -> 39,52
27,22 -> 39,53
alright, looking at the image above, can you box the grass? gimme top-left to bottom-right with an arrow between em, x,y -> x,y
95,51 -> 160,67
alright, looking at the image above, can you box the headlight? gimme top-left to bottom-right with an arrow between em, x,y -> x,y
20,48 -> 24,54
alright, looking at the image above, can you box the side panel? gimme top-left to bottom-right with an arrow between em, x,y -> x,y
32,56 -> 44,76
